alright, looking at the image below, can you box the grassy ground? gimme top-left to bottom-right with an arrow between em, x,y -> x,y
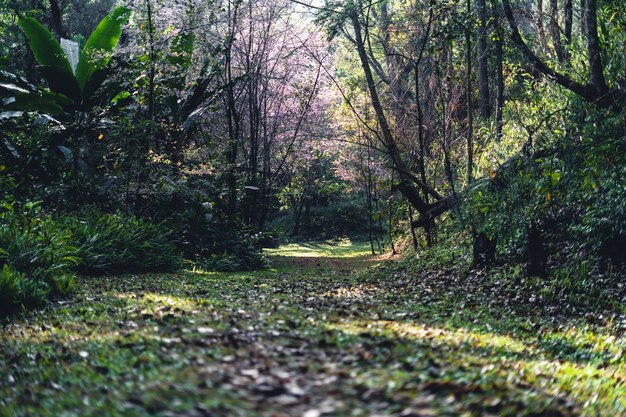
1,239 -> 625,416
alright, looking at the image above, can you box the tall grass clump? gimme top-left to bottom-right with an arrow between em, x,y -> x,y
65,212 -> 182,275
0,201 -> 77,316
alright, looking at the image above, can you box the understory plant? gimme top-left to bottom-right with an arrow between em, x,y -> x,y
64,211 -> 182,275
0,200 -> 77,316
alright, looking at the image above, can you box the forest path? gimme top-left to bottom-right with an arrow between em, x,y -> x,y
2,240 -> 625,416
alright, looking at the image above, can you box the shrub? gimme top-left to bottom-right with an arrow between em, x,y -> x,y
64,212 -> 182,275
570,165 -> 626,267
0,201 -> 76,316
195,250 -> 268,272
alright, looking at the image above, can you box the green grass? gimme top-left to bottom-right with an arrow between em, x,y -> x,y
265,238 -> 372,258
1,240 -> 625,416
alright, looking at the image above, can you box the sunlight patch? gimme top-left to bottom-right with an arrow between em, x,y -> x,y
321,284 -> 378,299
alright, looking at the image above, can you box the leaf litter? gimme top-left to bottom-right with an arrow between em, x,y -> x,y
1,241 -> 625,416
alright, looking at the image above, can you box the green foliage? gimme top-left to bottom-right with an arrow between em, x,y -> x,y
570,163 -> 626,266
0,200 -> 76,316
0,265 -> 27,315
315,0 -> 354,41
0,119 -> 72,195
193,230 -> 268,272
64,212 -> 182,275
0,70 -> 73,116
272,201 -> 373,240
196,250 -> 267,272
17,17 -> 80,104
17,7 -> 130,109
399,223 -> 473,273
75,7 -> 131,96
462,94 -> 626,280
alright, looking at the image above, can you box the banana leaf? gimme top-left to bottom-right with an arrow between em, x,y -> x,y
17,17 -> 80,103
3,90 -> 73,115
75,7 -> 131,96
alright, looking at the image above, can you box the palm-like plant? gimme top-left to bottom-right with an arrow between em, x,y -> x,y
16,7 -> 131,112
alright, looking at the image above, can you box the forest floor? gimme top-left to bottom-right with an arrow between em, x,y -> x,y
1,240 -> 626,417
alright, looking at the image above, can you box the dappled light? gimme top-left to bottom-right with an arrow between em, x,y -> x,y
265,239 -> 372,258
2,241 -> 625,416
2,0 -> 626,415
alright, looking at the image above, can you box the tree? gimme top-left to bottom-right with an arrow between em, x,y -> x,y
502,0 -> 625,110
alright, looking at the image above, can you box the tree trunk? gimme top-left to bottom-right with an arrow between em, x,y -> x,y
146,0 -> 156,122
564,0 -> 573,46
472,231 -> 497,268
465,0 -> 474,184
579,0 -> 586,37
49,0 -> 66,39
537,0 -> 546,50
526,224 -> 548,277
408,207 -> 419,250
292,198 -> 304,236
477,0 -> 491,119
502,0 -> 624,109
586,0 -> 608,95
492,0 -> 505,140
549,0 -> 565,63
224,0 -> 241,220
349,8 -> 431,215
414,7 -> 434,244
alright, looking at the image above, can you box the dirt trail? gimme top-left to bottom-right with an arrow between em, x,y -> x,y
1,241 -> 622,417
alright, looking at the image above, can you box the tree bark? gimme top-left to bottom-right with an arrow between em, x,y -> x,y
49,0 -> 66,39
477,0 -> 491,119
585,0 -> 608,95
491,0 -> 505,140
564,0 -> 573,46
472,231 -> 497,268
146,0 -> 156,122
549,0 -> 565,63
537,0 -> 547,50
224,0 -> 241,219
526,224 -> 548,277
465,0 -> 474,184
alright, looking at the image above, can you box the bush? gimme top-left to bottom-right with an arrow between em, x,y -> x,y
194,229 -> 268,272
195,250 -> 268,272
64,212 -> 182,275
570,164 -> 626,266
0,201 -> 76,316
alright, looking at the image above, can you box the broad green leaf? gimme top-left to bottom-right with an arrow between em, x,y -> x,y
75,7 -> 131,96
18,17 -> 80,103
0,82 -> 29,94
164,32 -> 195,92
60,38 -> 80,74
81,68 -> 111,108
166,32 -> 194,69
3,90 -> 72,115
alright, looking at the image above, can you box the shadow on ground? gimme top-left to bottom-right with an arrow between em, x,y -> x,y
1,240 -> 625,416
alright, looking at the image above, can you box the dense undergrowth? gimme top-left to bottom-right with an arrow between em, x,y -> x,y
0,196 -> 265,317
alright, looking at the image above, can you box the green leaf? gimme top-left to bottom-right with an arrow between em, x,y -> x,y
0,82 -> 29,94
166,32 -> 194,69
17,18 -> 72,72
17,17 -> 80,104
75,7 -> 131,97
3,90 -> 72,116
